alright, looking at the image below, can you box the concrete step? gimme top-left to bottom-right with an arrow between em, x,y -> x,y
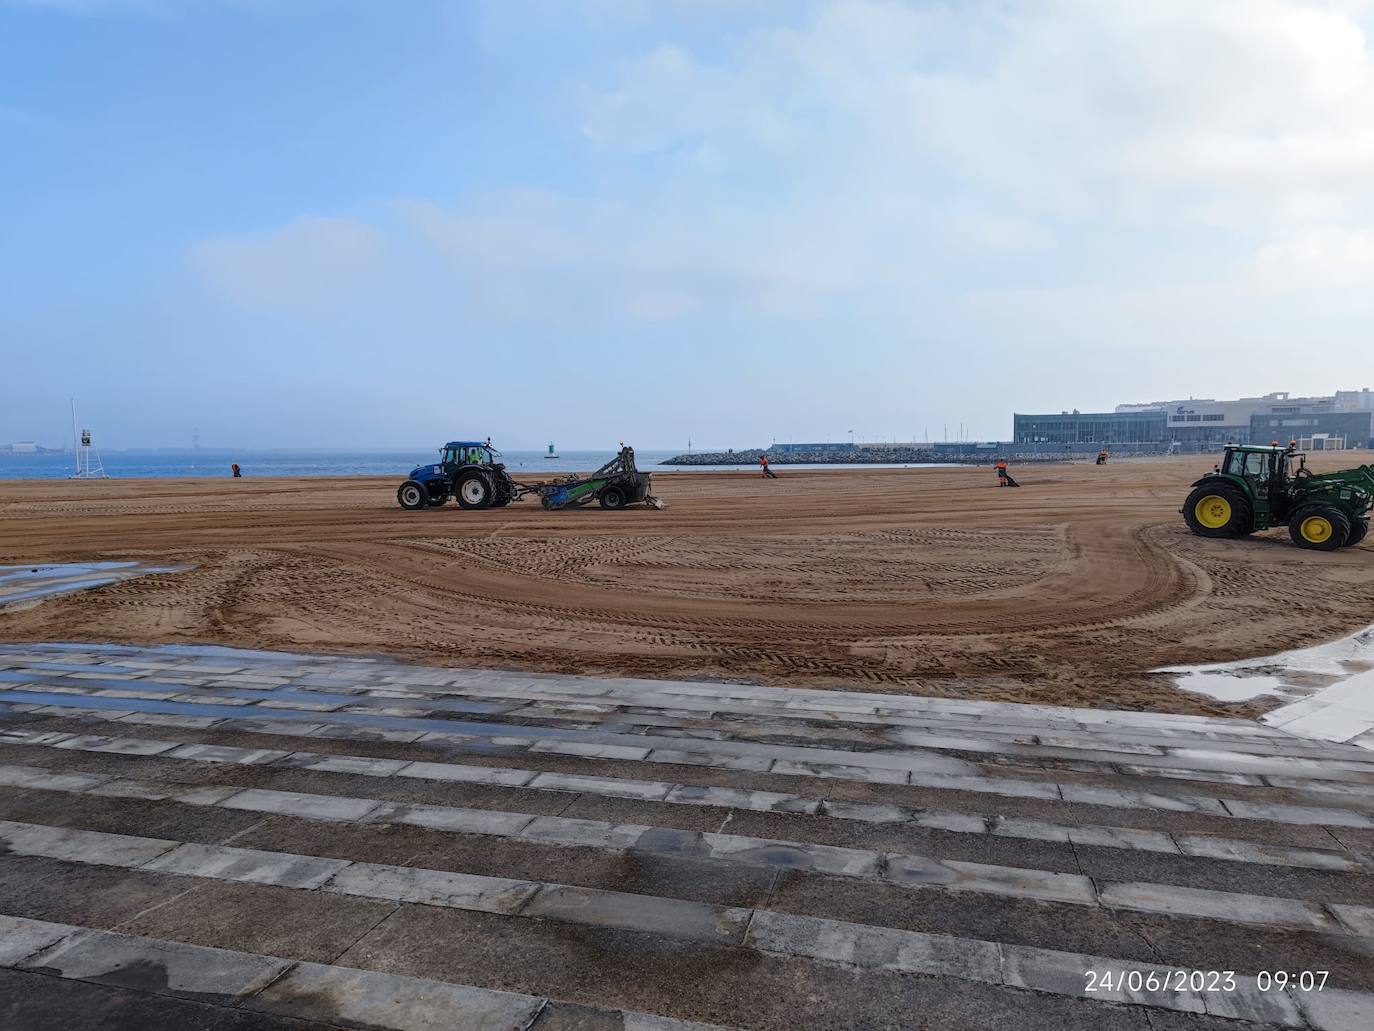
4,762 -> 1374,937
4,643 -> 1374,1030
5,650 -> 1367,767
0,820 -> 1370,1029
0,644 -> 1318,738
0,914 -> 734,1031
1,729 -> 1366,877
9,698 -> 1374,835
8,673 -> 1372,788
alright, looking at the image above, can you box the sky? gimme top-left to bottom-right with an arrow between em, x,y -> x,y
2,0 -> 1374,451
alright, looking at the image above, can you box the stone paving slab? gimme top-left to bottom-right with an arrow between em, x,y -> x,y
143,842 -> 350,890
0,819 -> 175,867
0,913 -> 74,965
0,915 -> 736,1031
323,863 -> 540,914
24,923 -> 292,999
1097,880 -> 1341,933
218,788 -> 385,823
249,962 -> 547,1031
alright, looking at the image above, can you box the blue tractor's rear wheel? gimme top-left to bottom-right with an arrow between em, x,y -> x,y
456,473 -> 494,510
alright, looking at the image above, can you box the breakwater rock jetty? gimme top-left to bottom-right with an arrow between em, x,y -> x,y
661,445 -> 1129,466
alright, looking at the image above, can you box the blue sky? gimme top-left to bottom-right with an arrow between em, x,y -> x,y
3,0 -> 1374,450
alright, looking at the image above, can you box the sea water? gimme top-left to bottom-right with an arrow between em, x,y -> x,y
0,448 -> 961,479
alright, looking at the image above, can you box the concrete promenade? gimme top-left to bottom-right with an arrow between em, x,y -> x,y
1,643 -> 1373,1029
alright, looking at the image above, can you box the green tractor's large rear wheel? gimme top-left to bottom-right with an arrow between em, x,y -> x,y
1289,505 -> 1350,552
1343,517 -> 1369,548
1183,485 -> 1252,539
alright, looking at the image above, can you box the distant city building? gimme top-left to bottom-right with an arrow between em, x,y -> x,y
1012,410 -> 1167,445
1015,389 -> 1374,447
1336,388 -> 1374,411
1248,410 -> 1373,448
1114,391 -> 1364,445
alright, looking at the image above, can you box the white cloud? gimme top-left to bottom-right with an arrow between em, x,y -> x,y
1252,225 -> 1374,287
580,0 -> 1374,228
190,216 -> 388,316
396,191 -> 870,323
194,1 -> 1374,332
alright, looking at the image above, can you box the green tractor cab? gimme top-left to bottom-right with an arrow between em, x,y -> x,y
1182,444 -> 1372,550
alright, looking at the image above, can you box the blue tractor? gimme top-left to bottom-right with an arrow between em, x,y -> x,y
396,440 -> 518,511
397,442 -> 663,512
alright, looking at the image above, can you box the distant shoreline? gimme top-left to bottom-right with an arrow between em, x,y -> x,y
662,448 -> 1127,466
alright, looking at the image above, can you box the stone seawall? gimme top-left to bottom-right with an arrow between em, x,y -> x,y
661,447 -> 1150,466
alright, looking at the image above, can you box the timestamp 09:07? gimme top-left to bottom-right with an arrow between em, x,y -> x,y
1085,970 -> 1329,993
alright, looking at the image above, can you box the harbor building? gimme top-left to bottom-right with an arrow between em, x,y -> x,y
1014,389 -> 1374,448
1012,410 -> 1167,446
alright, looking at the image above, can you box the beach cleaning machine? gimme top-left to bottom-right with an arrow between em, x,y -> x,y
397,442 -> 664,512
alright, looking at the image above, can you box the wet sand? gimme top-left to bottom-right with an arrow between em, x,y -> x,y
1,455 -> 1371,716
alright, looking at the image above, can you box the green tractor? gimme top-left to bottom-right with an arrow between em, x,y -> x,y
1182,444 -> 1372,551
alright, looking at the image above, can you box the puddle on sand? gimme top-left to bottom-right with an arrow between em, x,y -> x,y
1155,625 -> 1374,703
0,561 -> 188,609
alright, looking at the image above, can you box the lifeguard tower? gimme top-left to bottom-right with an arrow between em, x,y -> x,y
69,400 -> 108,479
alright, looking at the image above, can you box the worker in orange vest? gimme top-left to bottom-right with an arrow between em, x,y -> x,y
759,453 -> 777,479
1096,448 -> 1108,465
996,458 -> 1009,486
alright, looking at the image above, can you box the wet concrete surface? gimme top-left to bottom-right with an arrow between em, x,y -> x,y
0,968 -> 337,1031
2,643 -> 1372,1030
0,563 -> 188,609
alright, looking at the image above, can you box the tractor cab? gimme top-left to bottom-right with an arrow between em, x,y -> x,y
1211,443 -> 1299,526
439,441 -> 499,469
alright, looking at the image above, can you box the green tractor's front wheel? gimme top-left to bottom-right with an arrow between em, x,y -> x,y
1343,517 -> 1368,548
1182,485 -> 1251,539
1288,506 -> 1350,552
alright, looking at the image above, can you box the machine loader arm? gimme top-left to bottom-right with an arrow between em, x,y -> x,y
1313,463 -> 1374,490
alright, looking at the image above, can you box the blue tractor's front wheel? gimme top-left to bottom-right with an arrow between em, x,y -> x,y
397,481 -> 428,511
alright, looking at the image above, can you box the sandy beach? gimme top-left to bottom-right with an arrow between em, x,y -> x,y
1,454 -> 1371,717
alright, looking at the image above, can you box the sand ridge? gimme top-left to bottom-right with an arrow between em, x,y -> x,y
1,455 -> 1371,716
